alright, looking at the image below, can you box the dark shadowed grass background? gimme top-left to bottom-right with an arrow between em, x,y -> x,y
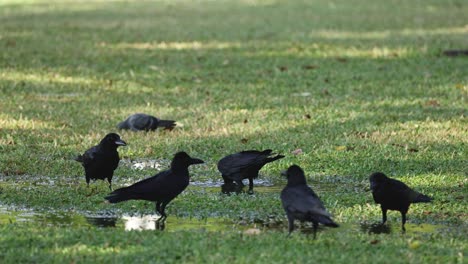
0,0 -> 467,262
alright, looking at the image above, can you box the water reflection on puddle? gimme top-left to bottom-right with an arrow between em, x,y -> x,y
0,205 -> 443,235
85,216 -> 118,228
191,178 -> 276,188
122,215 -> 157,230
0,206 -> 241,232
120,159 -> 168,171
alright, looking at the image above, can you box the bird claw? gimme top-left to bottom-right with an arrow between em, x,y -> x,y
156,221 -> 166,231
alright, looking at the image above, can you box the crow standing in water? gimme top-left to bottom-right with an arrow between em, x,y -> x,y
218,149 -> 284,194
117,113 -> 176,131
105,152 -> 204,229
369,172 -> 433,232
280,165 -> 339,238
75,133 -> 126,190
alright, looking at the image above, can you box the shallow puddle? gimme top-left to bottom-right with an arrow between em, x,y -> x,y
191,178 -> 276,188
0,205 -> 445,235
0,205 -> 249,232
189,177 -> 338,194
120,158 -> 169,171
189,178 -> 283,194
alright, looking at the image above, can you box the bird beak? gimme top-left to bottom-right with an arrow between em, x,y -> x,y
190,158 -> 204,165
115,139 -> 127,146
281,170 -> 288,177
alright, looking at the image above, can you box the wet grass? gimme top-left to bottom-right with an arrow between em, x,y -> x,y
0,0 -> 467,263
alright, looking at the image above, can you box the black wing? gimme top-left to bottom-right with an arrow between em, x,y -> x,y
77,145 -> 100,166
388,178 -> 431,203
105,170 -> 171,202
218,150 -> 271,175
281,185 -> 327,215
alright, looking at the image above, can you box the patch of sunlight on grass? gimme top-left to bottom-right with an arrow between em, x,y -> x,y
400,174 -> 464,188
310,30 -> 391,40
309,26 -> 468,40
238,0 -> 279,6
335,46 -> 413,58
55,243 -> 121,255
244,44 -> 414,59
108,41 -> 243,51
0,0 -> 134,7
1,70 -> 96,86
0,113 -> 55,131
399,26 -> 468,36
0,0 -> 211,5
0,32 -> 34,39
0,0 -> 38,5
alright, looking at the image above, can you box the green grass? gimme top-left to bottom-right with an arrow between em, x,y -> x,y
0,0 -> 467,263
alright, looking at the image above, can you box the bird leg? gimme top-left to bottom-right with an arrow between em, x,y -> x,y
235,180 -> 244,187
156,202 -> 167,223
221,176 -> 237,194
401,211 -> 407,233
287,214 -> 295,237
156,202 -> 162,220
157,221 -> 166,231
235,180 -> 244,193
222,174 -> 233,185
380,206 -> 387,225
247,178 -> 254,195
155,202 -> 167,230
160,203 -> 167,222
107,178 -> 112,191
312,222 -> 319,240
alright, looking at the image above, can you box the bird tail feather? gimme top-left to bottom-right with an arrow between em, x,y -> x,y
158,120 -> 176,130
317,215 -> 339,227
105,188 -> 132,203
266,154 -> 285,163
117,120 -> 129,129
74,155 -> 83,163
308,208 -> 339,227
261,149 -> 273,155
412,192 -> 432,203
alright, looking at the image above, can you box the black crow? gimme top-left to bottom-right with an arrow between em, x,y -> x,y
75,133 -> 126,190
117,113 -> 176,131
369,172 -> 433,232
281,165 -> 338,238
105,152 -> 204,228
217,149 -> 284,194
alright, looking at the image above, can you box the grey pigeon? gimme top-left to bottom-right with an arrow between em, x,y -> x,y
117,113 -> 176,131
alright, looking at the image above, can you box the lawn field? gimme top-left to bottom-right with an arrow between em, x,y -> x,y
0,0 -> 467,263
